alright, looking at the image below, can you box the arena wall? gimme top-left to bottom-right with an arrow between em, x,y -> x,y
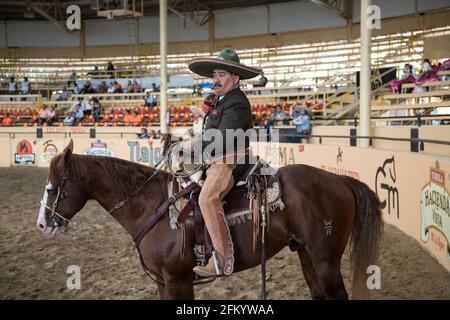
0,128 -> 448,272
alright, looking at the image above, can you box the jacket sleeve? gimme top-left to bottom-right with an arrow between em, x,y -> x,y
202,101 -> 251,156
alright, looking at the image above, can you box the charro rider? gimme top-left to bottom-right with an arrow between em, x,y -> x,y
183,48 -> 262,277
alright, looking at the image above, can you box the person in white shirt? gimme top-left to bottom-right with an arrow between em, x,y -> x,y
8,77 -> 17,102
418,58 -> 432,80
20,77 -> 31,101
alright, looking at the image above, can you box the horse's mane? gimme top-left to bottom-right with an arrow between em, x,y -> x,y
50,153 -> 170,197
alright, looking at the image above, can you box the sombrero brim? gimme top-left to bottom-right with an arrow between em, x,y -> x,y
189,57 -> 262,80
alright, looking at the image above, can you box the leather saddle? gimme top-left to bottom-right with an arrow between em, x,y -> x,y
169,157 -> 284,266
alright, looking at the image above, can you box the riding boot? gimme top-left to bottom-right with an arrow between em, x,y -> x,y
194,163 -> 235,276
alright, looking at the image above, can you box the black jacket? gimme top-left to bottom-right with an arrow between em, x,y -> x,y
202,87 -> 253,158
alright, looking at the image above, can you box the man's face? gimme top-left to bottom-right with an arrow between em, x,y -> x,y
212,69 -> 239,96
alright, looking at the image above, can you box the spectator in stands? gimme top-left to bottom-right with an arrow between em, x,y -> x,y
112,81 -> 123,93
63,112 -> 76,126
68,72 -> 77,88
57,86 -> 71,101
38,105 -> 49,125
144,91 -> 152,107
46,106 -> 57,126
149,83 -> 159,106
127,80 -> 133,93
82,97 -> 94,116
292,108 -> 311,137
73,83 -> 82,94
1,114 -> 13,126
106,61 -> 115,79
418,58 -> 433,81
80,81 -> 95,94
265,106 -> 277,141
92,97 -> 102,122
275,105 -> 288,126
123,109 -> 132,125
74,104 -> 85,124
20,77 -> 31,101
129,110 -> 143,126
97,81 -> 108,93
132,80 -> 141,92
8,77 -> 17,101
137,127 -> 150,139
107,82 -> 115,94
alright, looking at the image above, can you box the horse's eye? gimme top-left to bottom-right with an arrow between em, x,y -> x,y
47,189 -> 57,195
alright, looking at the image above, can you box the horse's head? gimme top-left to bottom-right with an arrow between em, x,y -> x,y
37,139 -> 88,236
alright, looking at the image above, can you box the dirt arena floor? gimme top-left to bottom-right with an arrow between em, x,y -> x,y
1,167 -> 449,300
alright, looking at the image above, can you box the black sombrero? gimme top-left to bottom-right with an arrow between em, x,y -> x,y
188,48 -> 262,80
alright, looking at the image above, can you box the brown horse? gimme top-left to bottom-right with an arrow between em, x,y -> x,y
37,140 -> 383,300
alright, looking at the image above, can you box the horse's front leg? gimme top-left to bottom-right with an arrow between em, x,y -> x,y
159,274 -> 195,300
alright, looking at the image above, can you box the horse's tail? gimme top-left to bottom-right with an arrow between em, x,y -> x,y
339,175 -> 383,299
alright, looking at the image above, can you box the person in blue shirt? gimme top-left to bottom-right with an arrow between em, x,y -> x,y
290,108 -> 311,142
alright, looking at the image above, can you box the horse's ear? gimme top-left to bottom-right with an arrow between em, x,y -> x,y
62,139 -> 74,168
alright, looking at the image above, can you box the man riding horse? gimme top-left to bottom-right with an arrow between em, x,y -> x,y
182,48 -> 262,277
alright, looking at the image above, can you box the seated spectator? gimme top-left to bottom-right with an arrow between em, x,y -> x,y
112,81 -> 123,93
129,110 -> 142,126
137,127 -> 150,139
127,80 -> 133,93
82,97 -> 94,116
73,83 -> 82,94
63,112 -> 76,126
74,104 -> 85,124
38,105 -> 49,125
1,114 -> 13,126
418,58 -> 432,81
389,63 -> 416,93
97,81 -> 108,93
131,80 -> 141,93
107,82 -> 115,94
292,108 -> 311,135
57,86 -> 71,101
151,83 -> 160,92
46,106 -> 57,126
123,109 -> 132,125
69,97 -> 82,112
289,108 -> 311,143
275,106 -> 288,126
68,72 -> 77,88
80,81 -> 95,94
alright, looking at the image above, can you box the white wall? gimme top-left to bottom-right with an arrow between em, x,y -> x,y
6,21 -> 79,47
86,19 -> 131,46
417,0 -> 450,12
353,0 -> 450,22
1,0 -> 449,47
86,16 -> 208,46
215,6 -> 268,39
269,1 -> 346,33
166,15 -> 208,42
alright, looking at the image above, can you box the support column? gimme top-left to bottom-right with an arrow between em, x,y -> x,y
359,0 -> 372,147
159,0 -> 168,134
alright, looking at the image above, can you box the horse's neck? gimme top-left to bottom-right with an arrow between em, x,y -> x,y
82,156 -> 168,236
